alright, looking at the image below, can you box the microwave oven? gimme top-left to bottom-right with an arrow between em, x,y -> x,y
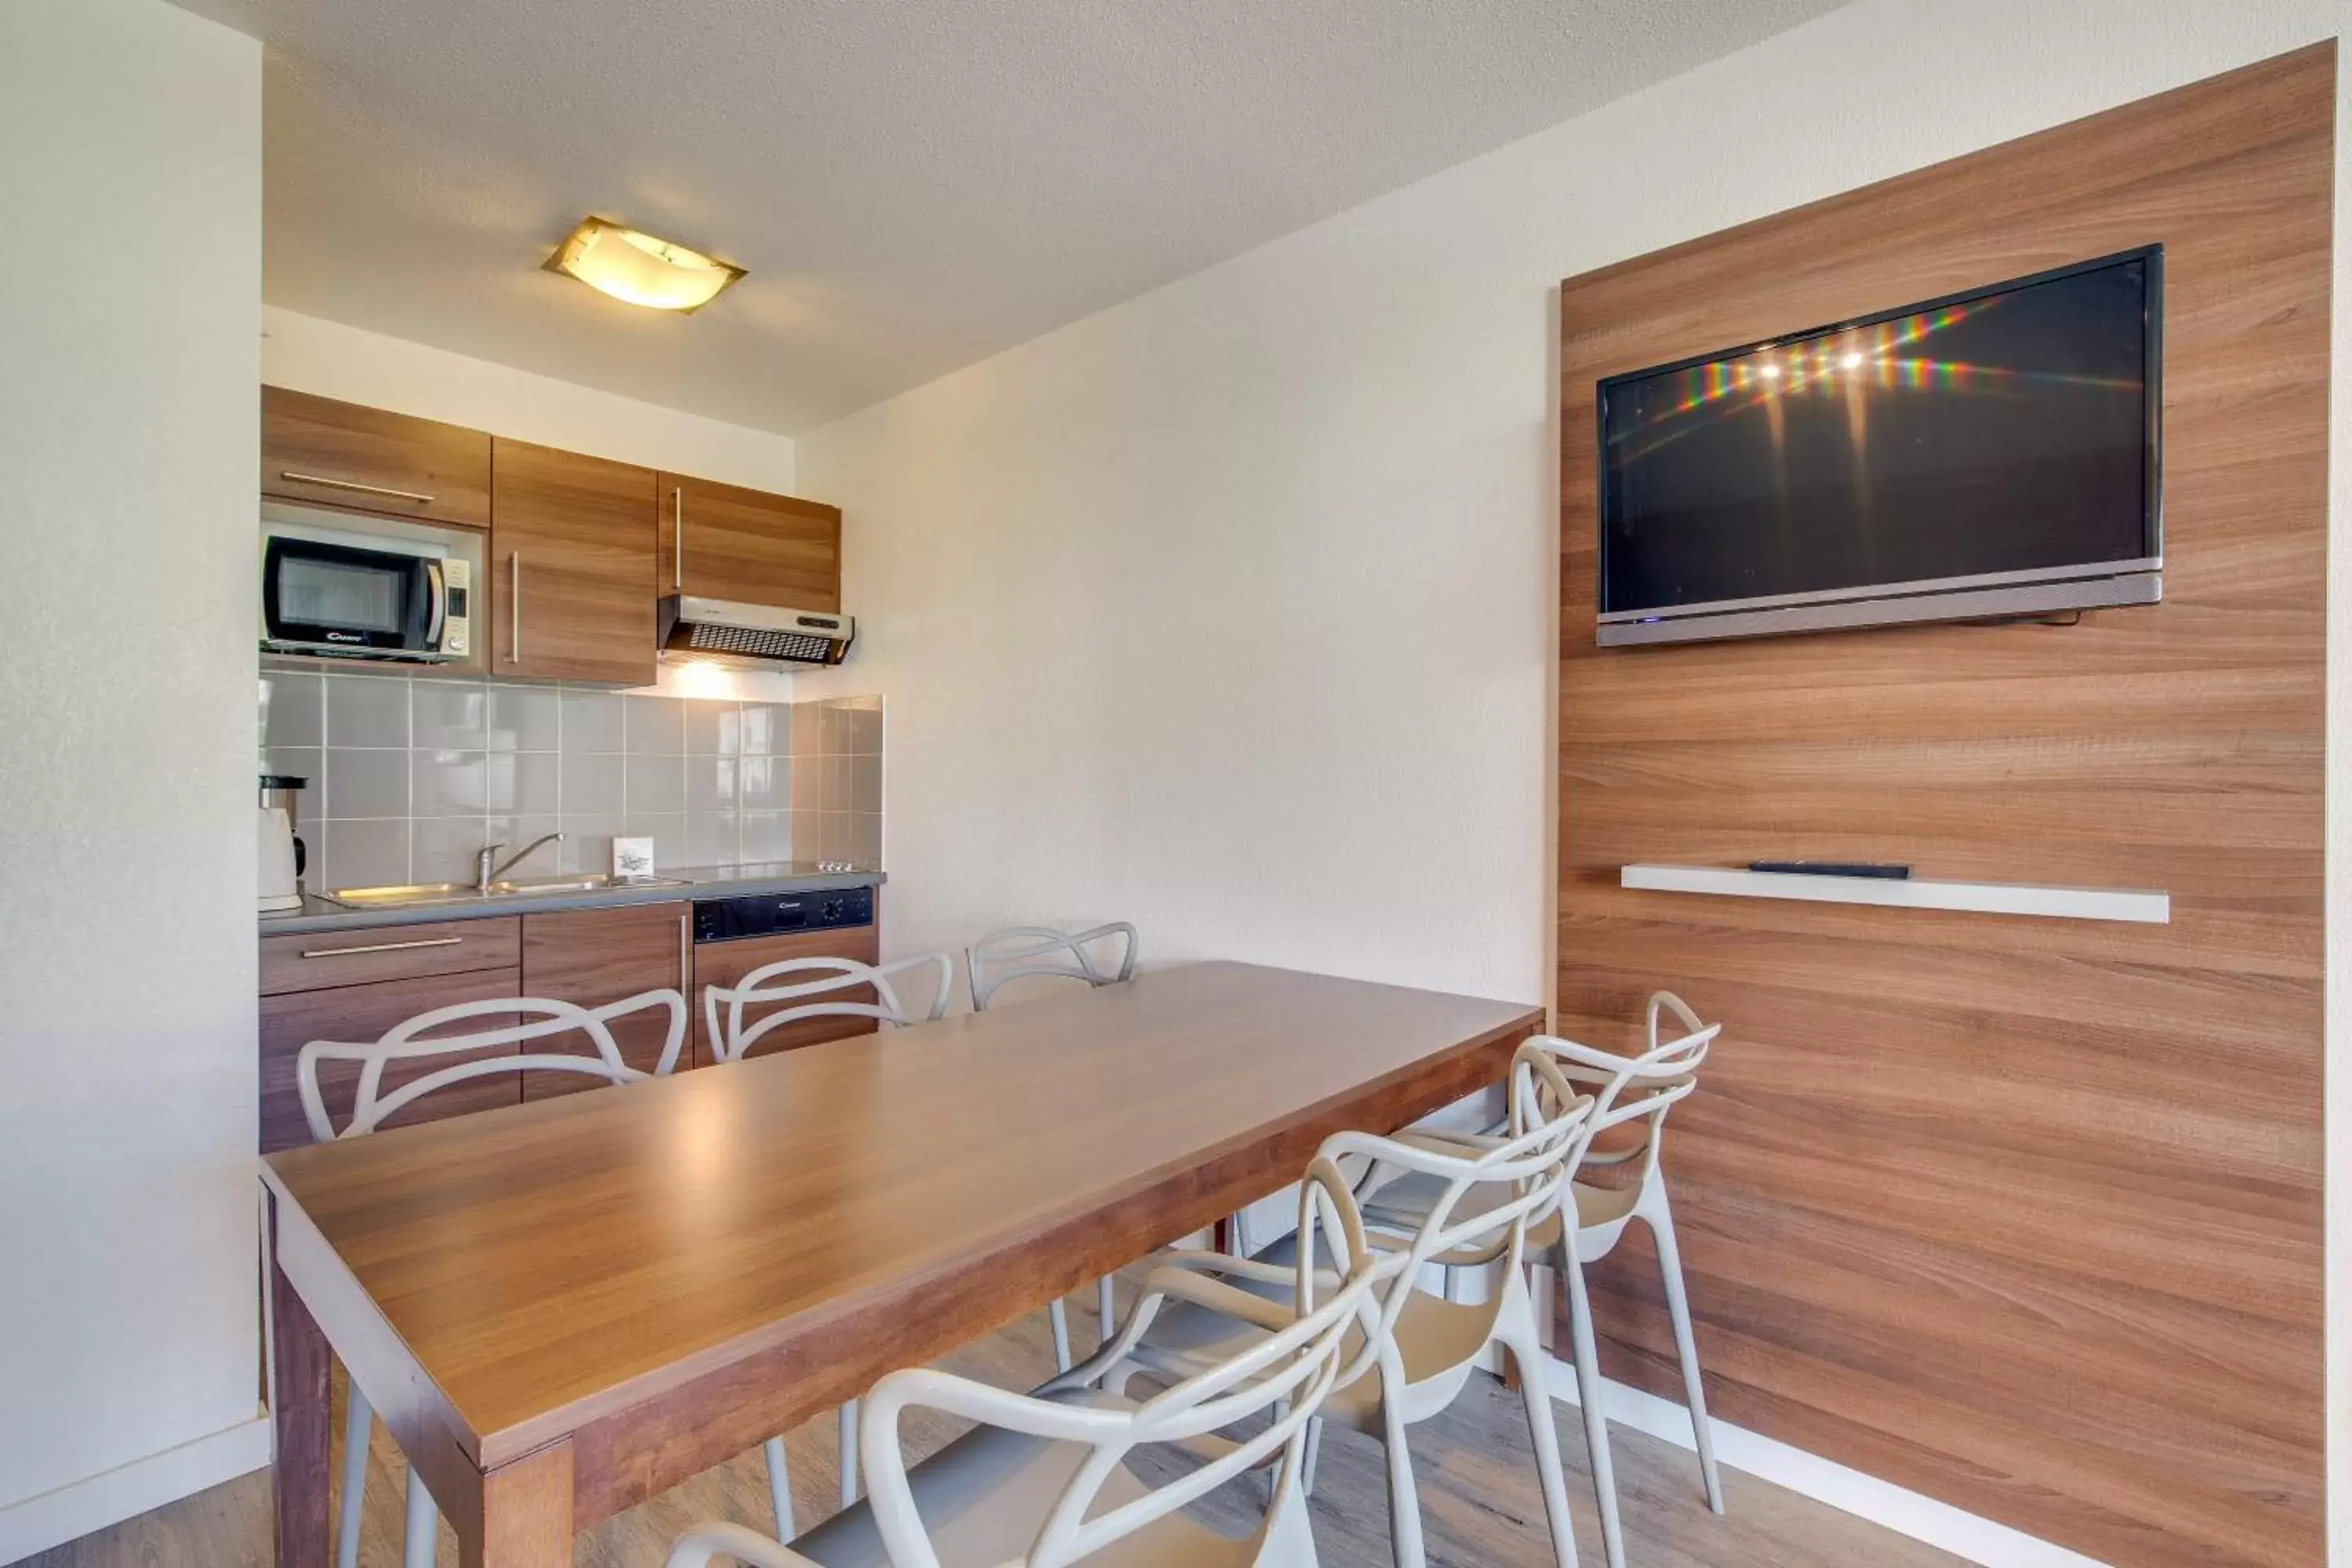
260,506 -> 474,662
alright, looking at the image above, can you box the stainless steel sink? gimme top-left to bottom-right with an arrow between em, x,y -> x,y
324,881 -> 485,907
489,873 -> 690,895
324,874 -> 690,908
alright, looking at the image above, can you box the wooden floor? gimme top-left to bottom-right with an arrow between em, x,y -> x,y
27,1287 -> 1967,1567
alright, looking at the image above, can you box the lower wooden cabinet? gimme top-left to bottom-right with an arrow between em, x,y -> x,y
518,901 -> 690,1098
259,967 -> 521,1152
691,917 -> 882,1066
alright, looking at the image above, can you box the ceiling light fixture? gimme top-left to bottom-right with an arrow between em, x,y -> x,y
545,217 -> 744,313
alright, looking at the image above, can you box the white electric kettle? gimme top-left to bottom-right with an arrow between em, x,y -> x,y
259,775 -> 307,913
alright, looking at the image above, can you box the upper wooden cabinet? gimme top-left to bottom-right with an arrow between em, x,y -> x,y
490,439 -> 659,685
262,386 -> 492,529
659,473 -> 841,612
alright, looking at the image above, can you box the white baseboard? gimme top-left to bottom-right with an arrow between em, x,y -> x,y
1537,1356 -> 2109,1568
0,1410 -> 272,1565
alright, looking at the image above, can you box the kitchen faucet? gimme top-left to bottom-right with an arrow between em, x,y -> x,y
476,832 -> 565,893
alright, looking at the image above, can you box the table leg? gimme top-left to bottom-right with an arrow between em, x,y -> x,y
463,1439 -> 573,1568
270,1246 -> 331,1567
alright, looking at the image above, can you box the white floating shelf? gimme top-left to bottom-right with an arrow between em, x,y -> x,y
1619,864 -> 2169,924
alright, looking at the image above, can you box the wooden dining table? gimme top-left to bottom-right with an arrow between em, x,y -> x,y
260,958 -> 1543,1566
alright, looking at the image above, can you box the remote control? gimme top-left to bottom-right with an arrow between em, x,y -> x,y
1747,861 -> 1911,880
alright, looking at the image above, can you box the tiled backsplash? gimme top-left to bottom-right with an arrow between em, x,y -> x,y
260,672 -> 882,893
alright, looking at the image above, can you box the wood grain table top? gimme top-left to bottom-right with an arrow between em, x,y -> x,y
262,960 -> 1541,1474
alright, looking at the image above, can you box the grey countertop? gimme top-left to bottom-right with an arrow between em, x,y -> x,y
259,861 -> 886,936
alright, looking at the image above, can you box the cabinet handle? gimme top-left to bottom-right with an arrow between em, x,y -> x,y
279,471 -> 435,506
679,911 -> 691,985
300,936 -> 463,960
673,486 -> 684,590
510,550 -> 522,663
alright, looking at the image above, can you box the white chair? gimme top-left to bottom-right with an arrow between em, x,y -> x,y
664,1150 -> 1382,1568
1359,992 -> 1722,1568
700,949 -> 953,1534
702,951 -> 955,1065
1107,1040 -> 1598,1568
299,990 -> 685,1568
966,922 -> 1141,1374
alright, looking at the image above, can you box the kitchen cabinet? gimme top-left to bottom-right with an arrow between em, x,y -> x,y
259,918 -> 524,1152
691,916 -> 881,1066
262,385 -> 492,530
659,473 -> 842,612
490,439 -> 659,684
518,902 -> 690,1098
258,948 -> 523,1152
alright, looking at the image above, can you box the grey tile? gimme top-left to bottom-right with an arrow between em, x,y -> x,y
411,750 -> 488,817
847,754 -> 882,815
325,749 -> 409,818
789,757 -> 822,813
557,814 -> 626,875
688,757 -> 736,813
738,755 -> 787,811
625,695 -> 686,755
820,811 -> 851,860
625,753 -> 685,815
789,700 -> 823,758
561,752 -> 624,815
822,756 -> 851,812
325,676 -> 411,748
412,681 -> 489,751
847,702 -> 883,756
262,673 -> 324,749
849,812 -> 882,866
561,691 -> 626,752
322,818 -> 408,891
487,684 -> 561,753
739,703 -> 783,757
820,702 -> 852,757
412,816 -> 499,884
488,751 -> 561,815
741,811 -> 789,863
684,699 -> 741,757
786,810 -> 815,859
688,811 -> 741,869
622,812 -> 687,873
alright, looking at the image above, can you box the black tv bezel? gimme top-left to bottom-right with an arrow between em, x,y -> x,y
1592,243 -> 2165,622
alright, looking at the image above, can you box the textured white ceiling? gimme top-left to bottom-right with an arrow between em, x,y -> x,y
190,0 -> 1846,435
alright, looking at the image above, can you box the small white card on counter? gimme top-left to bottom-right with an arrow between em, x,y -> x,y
612,837 -> 656,880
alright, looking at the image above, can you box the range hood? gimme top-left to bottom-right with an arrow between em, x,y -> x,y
658,597 -> 855,667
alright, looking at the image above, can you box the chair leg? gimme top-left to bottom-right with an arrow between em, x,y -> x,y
1558,1236 -> 1626,1568
1378,1386 -> 1427,1568
1096,1275 -> 1116,1348
1501,1304 -> 1581,1568
1646,1199 -> 1724,1514
763,1436 -> 795,1540
837,1400 -> 859,1508
1301,1414 -> 1324,1496
1047,1297 -> 1073,1373
335,1377 -> 370,1568
401,1465 -> 436,1568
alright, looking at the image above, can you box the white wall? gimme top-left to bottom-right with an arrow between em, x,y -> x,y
263,306 -> 797,495
0,0 -> 267,1557
796,0 -> 2352,1556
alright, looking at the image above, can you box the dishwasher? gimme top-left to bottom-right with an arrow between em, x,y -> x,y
691,885 -> 880,1065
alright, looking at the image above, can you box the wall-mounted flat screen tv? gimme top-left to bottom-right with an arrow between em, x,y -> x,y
1595,246 -> 2162,647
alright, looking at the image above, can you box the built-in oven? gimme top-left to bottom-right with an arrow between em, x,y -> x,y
260,503 -> 475,662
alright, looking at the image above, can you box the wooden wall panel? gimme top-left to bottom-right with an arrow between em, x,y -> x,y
1555,47 -> 2331,1567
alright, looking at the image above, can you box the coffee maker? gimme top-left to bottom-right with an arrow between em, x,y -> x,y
260,774 -> 308,913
